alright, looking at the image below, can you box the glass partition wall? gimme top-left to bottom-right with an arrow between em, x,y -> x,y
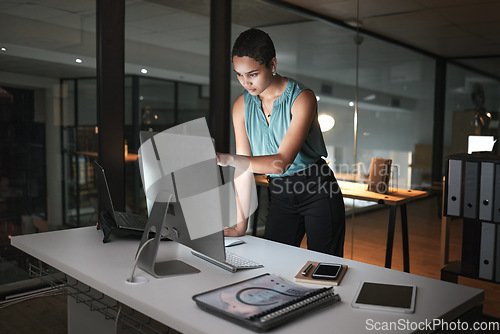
231,0 -> 438,260
444,64 -> 500,158
60,75 -> 209,225
0,0 -> 97,297
61,1 -> 212,226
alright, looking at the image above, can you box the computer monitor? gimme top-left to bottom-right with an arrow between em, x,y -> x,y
135,119 -> 228,277
468,135 -> 496,154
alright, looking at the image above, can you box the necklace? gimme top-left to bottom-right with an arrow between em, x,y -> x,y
263,102 -> 272,118
261,76 -> 285,119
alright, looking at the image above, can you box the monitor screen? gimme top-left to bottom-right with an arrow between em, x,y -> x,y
468,135 -> 495,154
138,118 -> 228,262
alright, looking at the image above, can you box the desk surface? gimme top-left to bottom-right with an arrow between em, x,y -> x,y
12,227 -> 482,334
337,181 -> 428,206
77,151 -> 138,162
254,175 -> 428,206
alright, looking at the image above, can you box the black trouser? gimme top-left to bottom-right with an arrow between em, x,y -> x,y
264,159 -> 345,257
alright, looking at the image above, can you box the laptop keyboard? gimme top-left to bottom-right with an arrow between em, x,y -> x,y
115,212 -> 147,229
225,252 -> 263,269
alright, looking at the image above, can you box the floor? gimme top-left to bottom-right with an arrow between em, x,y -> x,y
1,195 -> 499,333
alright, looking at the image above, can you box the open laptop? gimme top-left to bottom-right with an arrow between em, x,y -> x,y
93,160 -> 148,242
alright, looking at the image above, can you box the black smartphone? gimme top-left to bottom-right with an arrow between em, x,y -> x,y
311,262 -> 342,280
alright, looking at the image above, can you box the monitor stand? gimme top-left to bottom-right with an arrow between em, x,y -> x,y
135,199 -> 199,278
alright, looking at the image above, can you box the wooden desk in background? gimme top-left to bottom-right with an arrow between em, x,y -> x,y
253,175 -> 428,273
76,151 -> 139,162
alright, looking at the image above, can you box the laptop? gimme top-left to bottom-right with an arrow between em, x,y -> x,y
93,160 -> 148,242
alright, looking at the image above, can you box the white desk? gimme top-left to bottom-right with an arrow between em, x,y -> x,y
12,227 -> 483,334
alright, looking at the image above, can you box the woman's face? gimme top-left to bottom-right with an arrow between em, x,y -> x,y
233,56 -> 275,96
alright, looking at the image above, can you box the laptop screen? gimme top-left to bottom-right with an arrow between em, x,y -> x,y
93,160 -> 118,224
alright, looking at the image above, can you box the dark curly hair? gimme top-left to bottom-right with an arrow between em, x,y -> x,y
231,28 -> 276,69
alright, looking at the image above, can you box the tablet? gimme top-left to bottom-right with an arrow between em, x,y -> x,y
351,281 -> 416,313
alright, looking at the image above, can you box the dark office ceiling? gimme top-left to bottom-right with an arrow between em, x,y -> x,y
280,0 -> 500,78
0,0 -> 499,81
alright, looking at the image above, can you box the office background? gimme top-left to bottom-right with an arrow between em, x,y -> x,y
1,0 -> 500,320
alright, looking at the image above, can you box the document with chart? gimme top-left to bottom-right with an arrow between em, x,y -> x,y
192,273 -> 340,332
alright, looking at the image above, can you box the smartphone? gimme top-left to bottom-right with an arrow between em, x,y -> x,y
311,262 -> 342,280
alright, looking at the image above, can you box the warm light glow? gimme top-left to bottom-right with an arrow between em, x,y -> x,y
318,114 -> 335,132
95,126 -> 99,134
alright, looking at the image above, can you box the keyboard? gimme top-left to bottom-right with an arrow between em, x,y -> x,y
115,212 -> 147,229
191,249 -> 263,272
225,252 -> 263,269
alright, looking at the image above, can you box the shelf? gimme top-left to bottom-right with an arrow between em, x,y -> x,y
28,263 -> 171,334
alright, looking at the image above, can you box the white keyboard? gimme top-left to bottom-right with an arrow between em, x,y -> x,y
225,252 -> 263,269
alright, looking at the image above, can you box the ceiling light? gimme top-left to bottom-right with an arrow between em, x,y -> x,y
318,114 -> 335,132
349,101 -> 354,107
75,58 -> 82,63
316,95 -> 321,102
1,47 -> 6,52
344,20 -> 362,28
141,68 -> 148,74
363,94 -> 376,101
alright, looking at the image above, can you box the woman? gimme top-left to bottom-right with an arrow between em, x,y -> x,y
217,28 -> 345,256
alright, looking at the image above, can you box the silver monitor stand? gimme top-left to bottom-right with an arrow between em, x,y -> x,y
135,198 -> 199,278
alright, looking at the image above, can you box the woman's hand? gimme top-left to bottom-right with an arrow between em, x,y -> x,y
217,153 -> 234,167
223,222 -> 247,237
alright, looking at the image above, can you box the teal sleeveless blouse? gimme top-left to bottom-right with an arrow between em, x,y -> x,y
243,78 -> 327,177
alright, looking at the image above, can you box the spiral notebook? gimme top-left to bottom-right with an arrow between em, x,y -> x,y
192,273 -> 341,332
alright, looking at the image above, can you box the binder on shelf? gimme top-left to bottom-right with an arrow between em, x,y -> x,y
445,154 -> 500,283
479,162 -> 495,221
446,159 -> 462,216
192,273 -> 340,332
461,218 -> 481,275
493,164 -> 500,223
479,222 -> 496,280
496,226 -> 500,283
463,161 -> 480,219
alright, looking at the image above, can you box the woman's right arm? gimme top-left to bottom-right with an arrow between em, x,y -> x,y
232,94 -> 252,158
223,95 -> 254,237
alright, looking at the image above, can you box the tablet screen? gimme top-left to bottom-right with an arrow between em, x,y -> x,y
352,281 -> 416,313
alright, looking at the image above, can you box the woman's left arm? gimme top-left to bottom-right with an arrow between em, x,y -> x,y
275,89 -> 318,171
